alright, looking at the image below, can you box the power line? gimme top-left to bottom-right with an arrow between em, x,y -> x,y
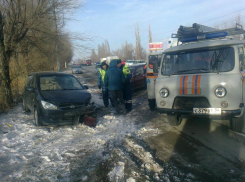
202,7 -> 245,23
152,7 -> 245,37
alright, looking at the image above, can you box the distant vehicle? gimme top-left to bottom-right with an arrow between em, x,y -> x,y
100,57 -> 106,63
85,59 -> 92,66
128,63 -> 147,91
22,72 -> 91,126
106,56 -> 119,65
126,60 -> 135,66
72,64 -> 83,74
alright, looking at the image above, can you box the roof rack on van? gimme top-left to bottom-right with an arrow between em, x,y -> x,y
172,23 -> 245,43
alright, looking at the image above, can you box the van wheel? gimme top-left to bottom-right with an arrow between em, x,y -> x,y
167,115 -> 182,126
22,99 -> 30,112
34,108 -> 41,126
230,112 -> 244,132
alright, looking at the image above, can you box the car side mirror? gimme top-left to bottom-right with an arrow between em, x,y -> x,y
83,85 -> 89,89
26,86 -> 35,92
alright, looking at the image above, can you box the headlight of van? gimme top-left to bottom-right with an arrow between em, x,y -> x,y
41,100 -> 58,110
160,88 -> 169,98
215,87 -> 226,98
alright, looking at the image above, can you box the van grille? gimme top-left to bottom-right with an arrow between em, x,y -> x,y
173,97 -> 211,110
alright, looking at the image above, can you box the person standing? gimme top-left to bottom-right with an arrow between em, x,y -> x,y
104,59 -> 126,114
119,61 -> 132,112
97,61 -> 113,108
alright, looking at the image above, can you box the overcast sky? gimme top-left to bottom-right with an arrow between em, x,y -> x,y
66,0 -> 245,59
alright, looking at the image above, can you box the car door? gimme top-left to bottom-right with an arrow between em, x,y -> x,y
134,66 -> 145,89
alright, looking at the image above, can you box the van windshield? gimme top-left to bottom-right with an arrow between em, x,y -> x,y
161,47 -> 235,75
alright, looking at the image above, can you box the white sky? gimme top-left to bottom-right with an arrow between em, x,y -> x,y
65,0 -> 245,59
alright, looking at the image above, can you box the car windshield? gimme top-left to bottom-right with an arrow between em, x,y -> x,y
127,60 -> 134,63
161,47 -> 235,75
72,65 -> 81,68
39,75 -> 84,91
96,65 -> 101,69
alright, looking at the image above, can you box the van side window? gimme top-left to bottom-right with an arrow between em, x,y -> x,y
238,47 -> 244,70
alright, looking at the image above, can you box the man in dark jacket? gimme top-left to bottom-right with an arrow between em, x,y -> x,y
104,59 -> 126,114
97,61 -> 113,107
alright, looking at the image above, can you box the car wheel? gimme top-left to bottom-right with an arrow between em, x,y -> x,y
167,115 -> 182,126
74,116 -> 80,125
22,99 -> 30,112
34,108 -> 41,126
230,111 -> 244,132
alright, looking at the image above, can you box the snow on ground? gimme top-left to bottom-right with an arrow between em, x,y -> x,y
0,85 -> 162,181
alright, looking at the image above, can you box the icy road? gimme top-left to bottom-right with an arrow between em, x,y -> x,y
0,66 -> 245,182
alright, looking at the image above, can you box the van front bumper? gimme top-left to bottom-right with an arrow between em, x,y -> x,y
156,108 -> 241,118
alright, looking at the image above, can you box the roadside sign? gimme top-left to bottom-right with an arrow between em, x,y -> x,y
149,42 -> 163,51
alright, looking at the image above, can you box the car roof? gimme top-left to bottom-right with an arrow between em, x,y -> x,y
128,63 -> 146,67
29,72 -> 73,77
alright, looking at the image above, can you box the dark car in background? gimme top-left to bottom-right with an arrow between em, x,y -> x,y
128,63 -> 146,91
72,64 -> 83,74
22,72 -> 91,126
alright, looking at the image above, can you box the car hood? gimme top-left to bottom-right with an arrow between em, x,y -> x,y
40,90 -> 91,104
72,68 -> 82,70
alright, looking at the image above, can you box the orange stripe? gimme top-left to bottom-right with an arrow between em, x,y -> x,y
197,75 -> 201,94
184,76 -> 189,94
192,75 -> 196,94
179,76 -> 184,95
147,76 -> 158,79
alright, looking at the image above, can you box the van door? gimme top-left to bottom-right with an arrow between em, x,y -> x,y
146,54 -> 162,110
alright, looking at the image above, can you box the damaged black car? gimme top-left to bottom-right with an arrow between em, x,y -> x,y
22,72 -> 91,126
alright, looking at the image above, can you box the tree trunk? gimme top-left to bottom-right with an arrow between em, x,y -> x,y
0,10 -> 13,110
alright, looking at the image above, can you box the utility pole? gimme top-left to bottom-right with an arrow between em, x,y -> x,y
52,0 -> 61,72
149,24 -> 152,53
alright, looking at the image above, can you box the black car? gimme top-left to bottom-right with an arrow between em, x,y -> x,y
22,72 -> 91,126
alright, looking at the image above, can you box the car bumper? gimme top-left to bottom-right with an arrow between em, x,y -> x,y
156,108 -> 241,118
39,107 -> 85,125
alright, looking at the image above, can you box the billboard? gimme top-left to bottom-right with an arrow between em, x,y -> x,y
149,42 -> 163,51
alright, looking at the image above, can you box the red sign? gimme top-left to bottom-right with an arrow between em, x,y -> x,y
149,42 -> 163,51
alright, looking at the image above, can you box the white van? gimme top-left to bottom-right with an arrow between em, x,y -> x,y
152,23 -> 245,132
106,56 -> 119,65
146,53 -> 163,110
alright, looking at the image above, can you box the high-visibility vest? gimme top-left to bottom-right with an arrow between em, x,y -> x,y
123,65 -> 130,78
99,69 -> 106,82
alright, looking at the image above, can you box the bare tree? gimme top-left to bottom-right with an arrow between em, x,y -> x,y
0,0 -> 82,110
135,23 -> 142,60
112,41 -> 135,61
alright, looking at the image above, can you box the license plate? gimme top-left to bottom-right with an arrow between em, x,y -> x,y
193,108 -> 221,115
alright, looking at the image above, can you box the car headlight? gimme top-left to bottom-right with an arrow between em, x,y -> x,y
41,100 -> 58,110
215,87 -> 226,98
160,88 -> 169,98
